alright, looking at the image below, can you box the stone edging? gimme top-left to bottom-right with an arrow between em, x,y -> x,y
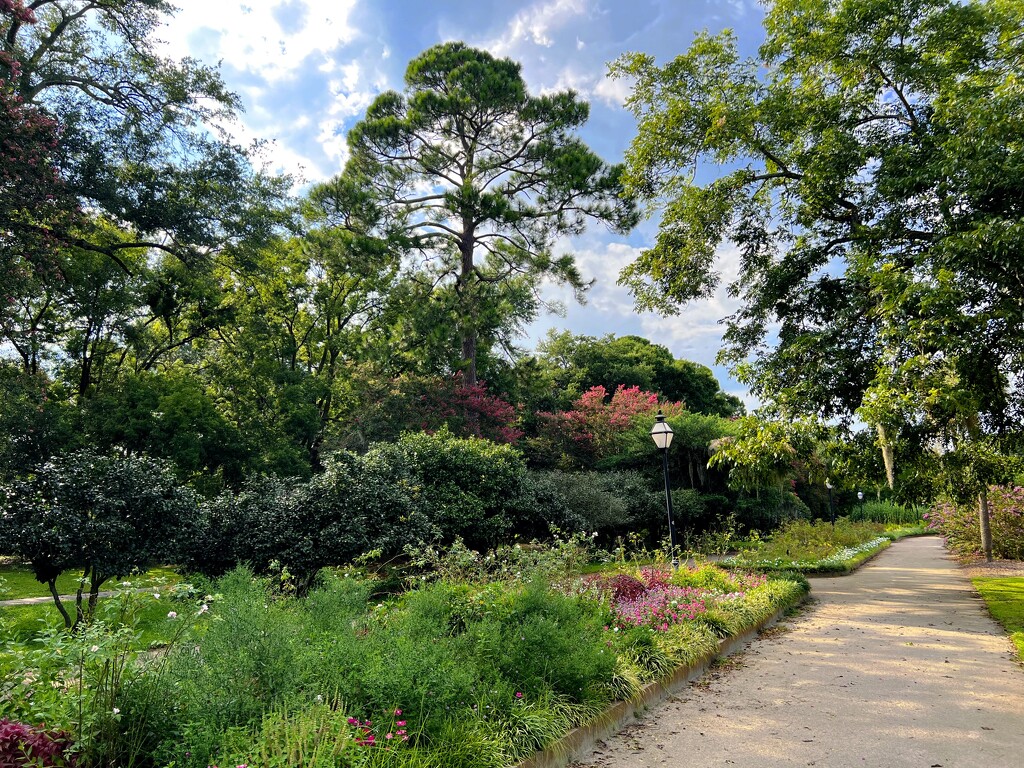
514,594 -> 809,768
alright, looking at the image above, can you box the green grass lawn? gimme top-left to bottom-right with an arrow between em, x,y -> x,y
0,563 -> 181,600
1,595 -> 182,646
1,565 -> 188,647
972,576 -> 1024,662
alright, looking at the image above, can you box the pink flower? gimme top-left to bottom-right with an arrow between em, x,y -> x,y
515,692 -> 523,699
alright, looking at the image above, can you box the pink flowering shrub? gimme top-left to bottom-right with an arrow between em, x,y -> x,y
0,719 -> 76,767
927,486 -> 1024,560
535,385 -> 685,467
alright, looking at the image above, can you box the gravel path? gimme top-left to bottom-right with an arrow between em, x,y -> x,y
571,537 -> 1024,768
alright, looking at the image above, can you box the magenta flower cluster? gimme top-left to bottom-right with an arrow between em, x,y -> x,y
612,585 -> 710,630
601,566 -> 767,632
348,708 -> 410,746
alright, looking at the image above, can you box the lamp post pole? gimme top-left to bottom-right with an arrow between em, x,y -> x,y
651,410 -> 679,568
826,480 -> 835,526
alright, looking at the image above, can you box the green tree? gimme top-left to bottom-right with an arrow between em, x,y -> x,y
1,0 -> 290,268
341,42 -> 637,388
535,331 -> 744,415
0,449 -> 198,627
613,0 -> 1024,556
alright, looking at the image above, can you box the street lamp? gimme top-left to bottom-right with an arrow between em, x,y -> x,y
650,409 -> 679,568
857,490 -> 864,512
825,480 -> 835,526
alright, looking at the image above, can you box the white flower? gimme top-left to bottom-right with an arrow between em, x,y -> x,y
167,611 -> 177,619
112,708 -> 120,715
153,593 -> 160,599
90,645 -> 99,653
198,604 -> 209,614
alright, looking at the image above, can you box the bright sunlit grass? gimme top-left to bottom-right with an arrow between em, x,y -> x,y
972,576 -> 1024,662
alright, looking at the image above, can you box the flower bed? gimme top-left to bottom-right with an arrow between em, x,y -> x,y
722,519 -> 926,575
0,555 -> 808,768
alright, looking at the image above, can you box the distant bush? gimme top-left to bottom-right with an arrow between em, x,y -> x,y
734,488 -> 810,532
846,500 -> 923,526
526,470 -> 662,539
927,486 -> 1024,561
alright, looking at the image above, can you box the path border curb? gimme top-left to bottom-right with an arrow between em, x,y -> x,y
514,592 -> 810,768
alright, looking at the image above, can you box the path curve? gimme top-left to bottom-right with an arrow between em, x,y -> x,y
571,537 -> 1024,768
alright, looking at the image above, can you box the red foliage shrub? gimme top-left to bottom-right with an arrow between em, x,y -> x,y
0,719 -> 75,767
595,573 -> 648,602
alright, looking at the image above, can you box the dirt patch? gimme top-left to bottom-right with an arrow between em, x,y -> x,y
958,558 -> 1024,578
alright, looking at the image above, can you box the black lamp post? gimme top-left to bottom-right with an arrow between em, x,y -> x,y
857,490 -> 864,512
650,410 -> 679,568
825,480 -> 835,526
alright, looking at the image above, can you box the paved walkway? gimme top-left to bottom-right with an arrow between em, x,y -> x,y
572,537 -> 1024,768
0,590 -> 125,607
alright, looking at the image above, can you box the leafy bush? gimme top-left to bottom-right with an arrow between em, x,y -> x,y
368,428 -> 532,548
525,470 -> 662,539
733,487 -> 811,532
188,450 -> 432,588
928,486 -> 1024,560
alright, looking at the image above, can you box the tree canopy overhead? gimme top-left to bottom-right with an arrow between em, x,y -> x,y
339,41 -> 638,386
613,0 -> 1023,424
614,0 -> 1024,555
1,0 -> 291,276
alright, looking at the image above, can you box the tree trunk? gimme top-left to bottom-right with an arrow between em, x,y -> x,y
458,222 -> 480,434
74,566 -> 89,629
88,574 -> 103,618
876,423 -> 895,490
48,578 -> 73,629
978,487 -> 993,562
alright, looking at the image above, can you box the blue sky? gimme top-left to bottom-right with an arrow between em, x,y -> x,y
159,0 -> 770,407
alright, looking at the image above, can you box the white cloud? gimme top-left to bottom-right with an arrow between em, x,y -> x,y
488,0 -> 591,55
593,73 -> 632,107
159,0 -> 360,83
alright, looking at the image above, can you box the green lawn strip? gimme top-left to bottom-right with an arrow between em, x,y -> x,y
972,577 -> 1024,662
1,596 -> 180,647
0,564 -> 181,600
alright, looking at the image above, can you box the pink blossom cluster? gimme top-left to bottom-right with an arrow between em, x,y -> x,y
600,566 -> 767,631
612,585 -> 710,630
348,708 -> 409,746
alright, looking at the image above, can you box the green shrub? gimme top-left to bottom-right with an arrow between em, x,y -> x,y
369,428 -> 532,548
473,579 -> 614,701
187,451 -> 432,588
169,569 -> 305,735
526,470 -> 662,538
1,449 -> 199,627
733,487 -> 810,532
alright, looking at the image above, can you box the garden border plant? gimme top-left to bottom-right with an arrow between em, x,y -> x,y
721,519 -> 929,575
1,538 -> 809,768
